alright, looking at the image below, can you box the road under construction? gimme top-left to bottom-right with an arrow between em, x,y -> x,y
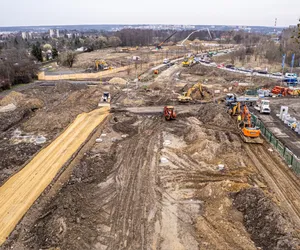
0,56 -> 300,249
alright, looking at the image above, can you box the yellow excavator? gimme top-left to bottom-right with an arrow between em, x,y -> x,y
182,56 -> 194,67
178,82 -> 204,103
228,102 -> 241,116
95,60 -> 109,71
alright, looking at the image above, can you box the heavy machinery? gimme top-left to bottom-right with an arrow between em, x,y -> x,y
182,56 -> 194,67
238,104 -> 263,144
225,93 -> 258,106
228,102 -> 241,116
164,106 -> 176,120
156,31 -> 177,50
178,83 -> 204,103
95,60 -> 109,71
98,92 -> 111,107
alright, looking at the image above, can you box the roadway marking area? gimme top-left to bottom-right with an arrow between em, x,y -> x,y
269,127 -> 289,138
0,107 -> 109,245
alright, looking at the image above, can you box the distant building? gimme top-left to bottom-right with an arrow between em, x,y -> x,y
21,32 -> 27,39
49,29 -> 54,38
49,29 -> 60,38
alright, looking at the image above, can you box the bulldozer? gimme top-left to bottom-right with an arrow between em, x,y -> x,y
95,60 -> 109,71
164,106 -> 176,120
98,92 -> 111,107
238,104 -> 263,144
178,82 -> 204,103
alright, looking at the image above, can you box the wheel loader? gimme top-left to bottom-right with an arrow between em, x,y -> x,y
164,106 -> 176,121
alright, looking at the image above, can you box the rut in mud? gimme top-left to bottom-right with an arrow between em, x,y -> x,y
8,105 -> 257,250
3,104 -> 300,250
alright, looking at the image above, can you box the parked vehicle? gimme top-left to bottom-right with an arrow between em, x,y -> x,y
163,58 -> 170,64
272,72 -> 283,77
255,100 -> 271,114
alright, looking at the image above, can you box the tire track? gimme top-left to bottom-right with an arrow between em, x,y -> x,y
245,144 -> 300,227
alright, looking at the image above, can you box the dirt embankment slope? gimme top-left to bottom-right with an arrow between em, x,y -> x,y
0,108 -> 109,246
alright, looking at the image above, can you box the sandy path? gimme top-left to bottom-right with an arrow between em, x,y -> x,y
0,107 -> 109,245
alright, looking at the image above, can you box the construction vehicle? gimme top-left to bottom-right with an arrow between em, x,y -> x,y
156,31 -> 177,50
98,92 -> 111,107
178,82 -> 204,103
182,56 -> 194,67
95,60 -> 109,71
238,104 -> 263,144
164,106 -> 176,120
228,102 -> 241,116
225,93 -> 258,106
254,99 -> 271,114
271,86 -> 293,96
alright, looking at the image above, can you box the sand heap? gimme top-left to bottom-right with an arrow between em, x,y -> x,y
109,77 -> 127,85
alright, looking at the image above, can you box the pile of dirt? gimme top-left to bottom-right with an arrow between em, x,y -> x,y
179,39 -> 192,46
192,38 -> 202,44
0,91 -> 25,107
109,77 -> 127,85
197,103 -> 235,129
19,98 -> 44,110
233,188 -> 300,250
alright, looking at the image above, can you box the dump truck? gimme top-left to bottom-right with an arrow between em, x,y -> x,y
225,93 -> 258,106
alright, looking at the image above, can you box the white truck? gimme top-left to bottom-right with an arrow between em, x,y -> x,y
225,93 -> 258,106
254,99 -> 271,114
163,58 -> 170,64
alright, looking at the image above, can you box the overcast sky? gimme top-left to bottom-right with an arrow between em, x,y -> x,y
1,0 -> 299,27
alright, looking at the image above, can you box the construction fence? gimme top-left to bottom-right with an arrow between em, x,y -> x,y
251,114 -> 300,175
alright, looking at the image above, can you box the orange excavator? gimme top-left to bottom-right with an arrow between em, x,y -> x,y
164,106 -> 176,120
238,104 -> 263,144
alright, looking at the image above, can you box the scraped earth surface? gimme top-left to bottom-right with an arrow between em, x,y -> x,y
2,63 -> 300,250
2,102 -> 299,250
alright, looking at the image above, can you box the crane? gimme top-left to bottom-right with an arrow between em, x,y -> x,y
156,31 -> 177,50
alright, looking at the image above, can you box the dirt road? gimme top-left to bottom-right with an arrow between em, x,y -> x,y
15,108 -> 260,250
0,107 -> 109,246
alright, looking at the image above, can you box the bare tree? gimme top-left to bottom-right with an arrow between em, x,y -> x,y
108,36 -> 122,50
58,51 -> 78,68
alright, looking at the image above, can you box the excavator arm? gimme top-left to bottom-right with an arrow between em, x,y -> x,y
156,31 -> 177,49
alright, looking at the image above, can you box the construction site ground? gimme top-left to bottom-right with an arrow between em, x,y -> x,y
1,62 -> 300,250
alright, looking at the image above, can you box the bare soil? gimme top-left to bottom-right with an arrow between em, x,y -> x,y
0,82 -> 106,186
1,62 -> 300,250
